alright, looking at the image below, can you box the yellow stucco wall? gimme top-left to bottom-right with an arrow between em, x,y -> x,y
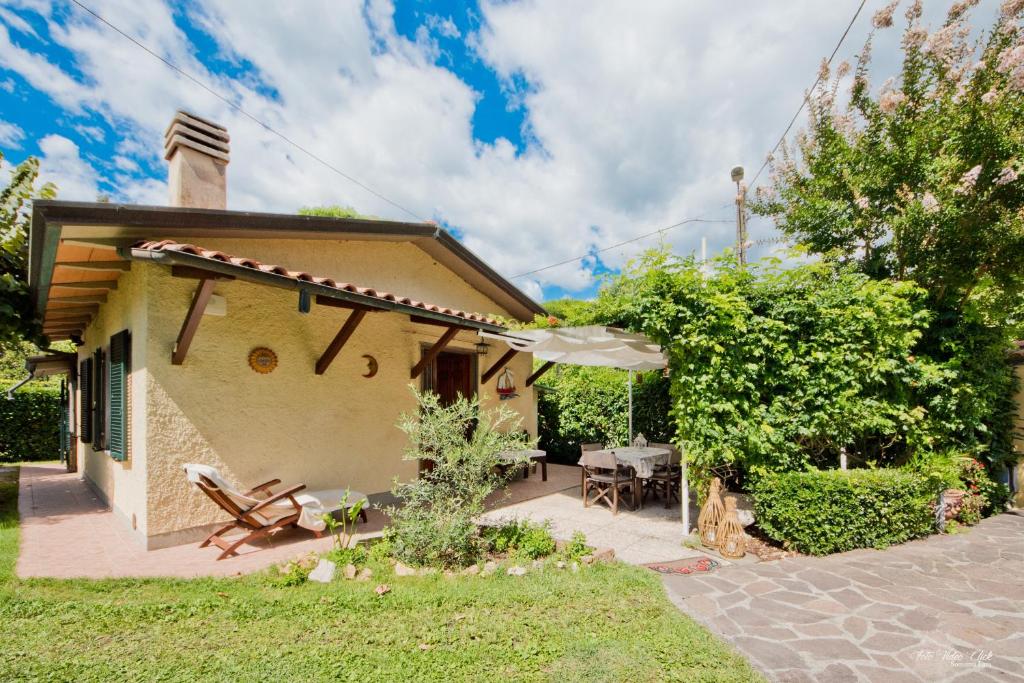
76,263 -> 149,537
132,237 -> 536,547
1012,366 -> 1024,507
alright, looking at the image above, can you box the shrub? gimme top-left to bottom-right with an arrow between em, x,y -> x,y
386,389 -> 527,569
0,382 -> 61,462
484,519 -> 557,559
537,364 -> 673,464
751,469 -> 936,555
560,531 -> 590,561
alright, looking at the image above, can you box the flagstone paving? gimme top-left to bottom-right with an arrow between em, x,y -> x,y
662,512 -> 1024,682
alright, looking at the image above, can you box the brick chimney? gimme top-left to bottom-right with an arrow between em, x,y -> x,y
163,111 -> 230,209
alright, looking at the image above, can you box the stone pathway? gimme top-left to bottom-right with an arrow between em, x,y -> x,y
663,512 -> 1024,682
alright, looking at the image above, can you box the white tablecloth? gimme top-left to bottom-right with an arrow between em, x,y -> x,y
578,446 -> 670,479
498,449 -> 546,464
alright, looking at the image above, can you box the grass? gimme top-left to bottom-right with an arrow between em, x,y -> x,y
0,466 -> 761,682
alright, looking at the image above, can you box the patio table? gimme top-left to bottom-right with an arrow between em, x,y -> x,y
578,446 -> 670,479
497,449 -> 548,481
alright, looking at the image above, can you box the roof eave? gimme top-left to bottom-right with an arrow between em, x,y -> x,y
127,247 -> 508,333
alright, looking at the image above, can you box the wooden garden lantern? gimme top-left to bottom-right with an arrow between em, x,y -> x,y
716,495 -> 746,559
697,477 -> 725,548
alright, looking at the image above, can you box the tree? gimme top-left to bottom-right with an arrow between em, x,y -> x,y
297,205 -> 369,219
1,153 -> 55,351
752,0 -> 1024,469
755,0 -> 1024,315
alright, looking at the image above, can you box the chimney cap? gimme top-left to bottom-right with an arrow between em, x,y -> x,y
163,110 -> 230,163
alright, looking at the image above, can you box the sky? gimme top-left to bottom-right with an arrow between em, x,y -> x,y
0,0 -> 1000,302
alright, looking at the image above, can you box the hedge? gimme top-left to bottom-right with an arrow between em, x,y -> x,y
537,365 -> 673,464
750,469 -> 937,555
0,383 -> 61,462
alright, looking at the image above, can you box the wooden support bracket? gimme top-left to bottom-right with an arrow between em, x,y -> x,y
525,361 -> 556,387
172,279 -> 216,365
315,308 -> 367,375
481,348 -> 519,383
411,326 -> 461,379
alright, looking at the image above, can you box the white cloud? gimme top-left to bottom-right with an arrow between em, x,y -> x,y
0,118 -> 25,148
36,133 -> 100,199
72,123 -> 105,143
0,0 -> 996,299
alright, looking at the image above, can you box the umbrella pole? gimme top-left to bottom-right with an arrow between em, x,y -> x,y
681,457 -> 690,535
627,370 -> 633,443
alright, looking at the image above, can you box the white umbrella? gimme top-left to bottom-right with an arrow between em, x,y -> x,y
481,326 -> 691,534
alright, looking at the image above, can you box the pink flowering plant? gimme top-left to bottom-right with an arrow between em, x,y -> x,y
755,0 -> 1024,470
756,0 -> 1024,314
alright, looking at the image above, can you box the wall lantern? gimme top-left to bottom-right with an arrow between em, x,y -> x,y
475,341 -> 490,355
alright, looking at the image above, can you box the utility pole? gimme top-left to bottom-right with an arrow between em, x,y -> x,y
731,166 -> 748,266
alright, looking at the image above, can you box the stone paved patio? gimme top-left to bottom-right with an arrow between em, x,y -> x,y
480,472 -> 703,565
663,512 -> 1024,682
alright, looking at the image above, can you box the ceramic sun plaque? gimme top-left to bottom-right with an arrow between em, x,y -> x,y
248,347 -> 278,374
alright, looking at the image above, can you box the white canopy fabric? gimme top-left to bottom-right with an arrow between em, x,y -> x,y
481,326 -> 667,370
482,326 -> 690,535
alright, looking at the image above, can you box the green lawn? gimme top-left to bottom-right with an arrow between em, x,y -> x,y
0,466 -> 760,682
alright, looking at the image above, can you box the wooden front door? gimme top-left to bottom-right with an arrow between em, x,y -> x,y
434,351 -> 474,406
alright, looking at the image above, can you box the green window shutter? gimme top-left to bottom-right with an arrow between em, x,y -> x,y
92,348 -> 105,451
79,358 -> 92,443
109,330 -> 130,461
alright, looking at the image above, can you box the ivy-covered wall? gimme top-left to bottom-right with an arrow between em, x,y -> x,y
0,382 -> 61,462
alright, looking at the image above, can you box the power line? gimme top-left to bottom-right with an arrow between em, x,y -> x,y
746,0 -> 869,191
68,0 -> 428,223
511,212 -> 733,279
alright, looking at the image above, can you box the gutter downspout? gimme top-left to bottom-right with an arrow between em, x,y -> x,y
7,372 -> 33,400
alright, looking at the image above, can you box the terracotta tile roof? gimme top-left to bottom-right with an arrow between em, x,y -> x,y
132,240 -> 504,327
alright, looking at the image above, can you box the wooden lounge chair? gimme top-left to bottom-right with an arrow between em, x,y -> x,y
581,450 -> 637,514
184,464 -> 368,560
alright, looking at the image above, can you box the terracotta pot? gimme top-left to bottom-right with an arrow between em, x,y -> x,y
942,488 -> 966,521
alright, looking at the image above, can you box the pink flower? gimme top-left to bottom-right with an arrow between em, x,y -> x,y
1001,0 -> 1024,21
996,45 -> 1024,91
879,89 -> 907,113
902,26 -> 928,51
873,0 -> 899,28
921,192 -> 940,213
947,0 -> 979,21
995,166 -> 1019,186
906,0 -> 923,21
981,88 -> 999,104
956,165 -> 983,194
855,196 -> 870,211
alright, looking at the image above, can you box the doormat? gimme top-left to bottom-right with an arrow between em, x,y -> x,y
645,556 -> 720,575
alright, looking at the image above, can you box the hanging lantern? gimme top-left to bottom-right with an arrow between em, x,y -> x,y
496,368 -> 518,400
716,496 -> 746,559
697,477 -> 725,548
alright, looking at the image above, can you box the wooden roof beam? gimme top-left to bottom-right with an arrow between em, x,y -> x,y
55,260 -> 130,271
51,280 -> 119,290
411,326 -> 460,379
44,305 -> 98,317
315,309 -> 367,376
50,294 -> 107,304
172,278 -> 216,366
525,361 -> 556,387
482,348 -> 518,383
